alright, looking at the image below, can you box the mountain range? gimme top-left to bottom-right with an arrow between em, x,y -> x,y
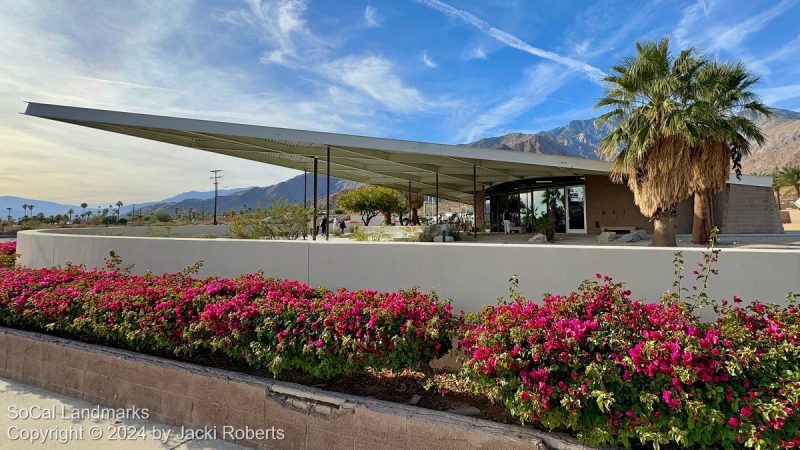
467,107 -> 800,175
6,107 -> 798,217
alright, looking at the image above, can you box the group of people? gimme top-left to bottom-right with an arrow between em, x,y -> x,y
317,216 -> 347,235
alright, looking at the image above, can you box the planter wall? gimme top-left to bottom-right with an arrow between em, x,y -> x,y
0,327 -> 591,450
17,230 -> 800,318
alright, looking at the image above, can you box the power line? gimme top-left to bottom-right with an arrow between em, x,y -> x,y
210,170 -> 224,225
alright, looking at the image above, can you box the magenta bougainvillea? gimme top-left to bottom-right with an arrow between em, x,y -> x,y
0,264 -> 456,378
438,276 -> 800,449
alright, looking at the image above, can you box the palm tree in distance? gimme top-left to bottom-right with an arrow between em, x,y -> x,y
28,205 -> 34,217
67,208 -> 75,223
21,204 -> 28,218
775,166 -> 800,201
80,203 -> 88,218
689,61 -> 768,243
597,39 -> 706,246
115,201 -> 124,219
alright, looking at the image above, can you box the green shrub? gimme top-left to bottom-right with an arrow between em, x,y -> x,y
230,202 -> 311,240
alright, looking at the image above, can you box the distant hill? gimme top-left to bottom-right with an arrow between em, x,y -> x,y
136,175 -> 360,215
0,196 -> 78,219
467,108 -> 800,175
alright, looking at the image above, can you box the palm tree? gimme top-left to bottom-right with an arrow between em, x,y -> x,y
28,204 -> 34,217
115,201 -> 124,219
689,61 -> 768,243
21,204 -> 28,218
773,173 -> 783,209
67,208 -> 75,223
775,166 -> 800,201
597,39 -> 706,246
80,202 -> 88,218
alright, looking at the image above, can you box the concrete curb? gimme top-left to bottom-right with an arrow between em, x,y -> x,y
0,326 -> 598,450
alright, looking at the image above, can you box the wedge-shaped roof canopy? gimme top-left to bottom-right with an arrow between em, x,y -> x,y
24,102 -> 611,203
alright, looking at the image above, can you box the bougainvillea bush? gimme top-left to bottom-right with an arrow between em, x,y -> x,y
437,276 -> 799,449
0,241 -> 15,269
0,263 -> 456,378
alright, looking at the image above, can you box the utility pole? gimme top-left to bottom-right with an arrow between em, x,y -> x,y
210,170 -> 223,225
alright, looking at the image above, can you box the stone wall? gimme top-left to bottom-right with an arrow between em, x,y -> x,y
0,327 -> 594,450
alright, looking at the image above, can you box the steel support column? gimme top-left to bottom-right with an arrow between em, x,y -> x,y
303,169 -> 307,240
473,164 -> 477,239
313,158 -> 318,241
326,145 -> 331,241
435,172 -> 439,224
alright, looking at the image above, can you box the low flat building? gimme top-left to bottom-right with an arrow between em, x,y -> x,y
23,102 -> 782,235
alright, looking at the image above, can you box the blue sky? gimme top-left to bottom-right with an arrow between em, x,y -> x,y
1,0 -> 799,204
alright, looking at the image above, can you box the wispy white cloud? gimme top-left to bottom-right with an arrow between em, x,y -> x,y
421,50 -> 437,68
364,5 -> 381,27
323,55 -> 430,112
416,0 -> 605,82
756,84 -> 800,105
465,45 -> 488,60
456,64 -> 574,142
0,0 -> 441,204
749,33 -> 800,75
217,0 -> 327,65
674,0 -> 795,52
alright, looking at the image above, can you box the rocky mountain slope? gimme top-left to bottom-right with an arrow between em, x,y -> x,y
136,175 -> 359,215
467,108 -> 800,174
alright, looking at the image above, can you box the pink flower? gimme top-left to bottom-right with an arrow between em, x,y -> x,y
727,417 -> 740,428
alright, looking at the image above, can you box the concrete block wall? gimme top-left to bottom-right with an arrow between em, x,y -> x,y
584,175 -> 653,234
0,327 -> 594,450
721,184 -> 784,234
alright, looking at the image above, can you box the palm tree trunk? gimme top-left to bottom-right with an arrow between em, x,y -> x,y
411,208 -> 419,225
775,188 -> 782,208
652,207 -> 677,247
691,191 -> 709,244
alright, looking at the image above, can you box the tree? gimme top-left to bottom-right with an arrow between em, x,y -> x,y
773,174 -> 783,208
596,38 -> 764,247
775,166 -> 800,201
80,202 -> 88,215
336,186 -> 402,226
21,204 -> 28,218
115,201 -> 124,219
28,204 -> 34,217
67,208 -> 75,223
689,61 -> 768,244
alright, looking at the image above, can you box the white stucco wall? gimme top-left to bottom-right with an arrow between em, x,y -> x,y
15,230 -> 800,312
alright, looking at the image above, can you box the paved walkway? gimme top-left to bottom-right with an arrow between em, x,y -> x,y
0,377 -> 244,449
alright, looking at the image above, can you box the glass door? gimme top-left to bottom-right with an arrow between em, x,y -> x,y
566,185 -> 586,234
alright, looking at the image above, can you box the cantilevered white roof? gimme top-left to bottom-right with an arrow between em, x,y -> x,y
24,102 -> 614,203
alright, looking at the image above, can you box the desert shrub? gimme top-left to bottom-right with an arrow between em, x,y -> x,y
0,263 -> 456,379
437,277 -> 800,449
0,241 -> 16,269
148,211 -> 172,222
230,202 -> 311,240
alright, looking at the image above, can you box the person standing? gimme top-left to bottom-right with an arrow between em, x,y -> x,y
502,209 -> 511,234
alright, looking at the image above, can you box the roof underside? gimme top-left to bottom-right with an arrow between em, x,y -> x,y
23,102 -> 611,203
